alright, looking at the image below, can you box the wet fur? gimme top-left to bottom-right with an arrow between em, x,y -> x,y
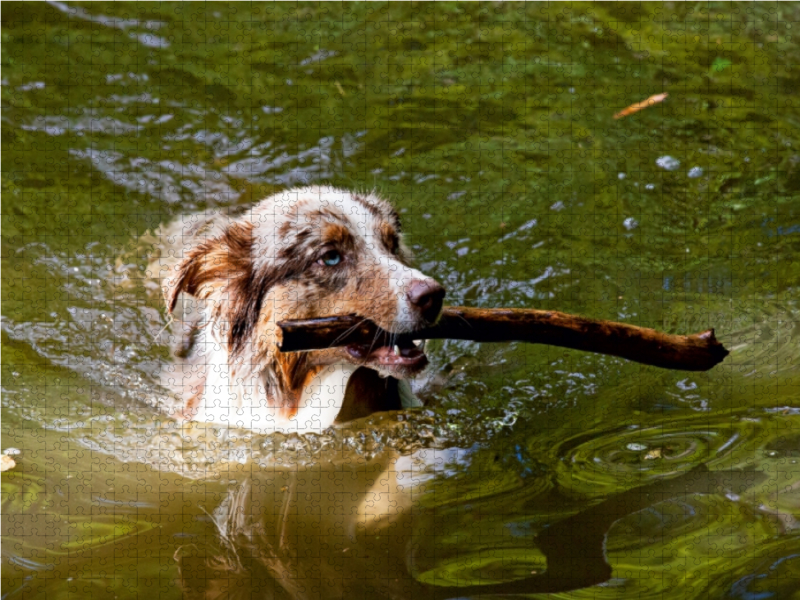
161,186 -> 437,432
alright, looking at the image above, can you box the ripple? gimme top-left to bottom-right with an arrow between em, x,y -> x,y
23,406 -> 515,481
69,148 -> 236,205
549,415 -> 765,497
720,300 -> 800,381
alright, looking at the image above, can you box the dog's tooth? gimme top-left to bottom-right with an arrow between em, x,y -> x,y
393,345 -> 401,355
413,339 -> 423,348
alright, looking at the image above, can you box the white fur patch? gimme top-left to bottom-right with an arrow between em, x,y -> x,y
194,360 -> 358,433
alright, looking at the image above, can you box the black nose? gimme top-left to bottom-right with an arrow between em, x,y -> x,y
407,279 -> 446,323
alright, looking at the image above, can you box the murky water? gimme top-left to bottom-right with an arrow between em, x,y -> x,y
3,3 -> 800,598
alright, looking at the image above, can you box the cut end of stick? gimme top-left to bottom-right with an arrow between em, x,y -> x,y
692,328 -> 730,365
697,328 -> 716,341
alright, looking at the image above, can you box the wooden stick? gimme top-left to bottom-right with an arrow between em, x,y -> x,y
277,306 -> 729,371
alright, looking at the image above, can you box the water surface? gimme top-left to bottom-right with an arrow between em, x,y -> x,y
3,2 -> 800,598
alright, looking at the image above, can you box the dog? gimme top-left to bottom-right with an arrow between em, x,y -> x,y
159,186 -> 445,432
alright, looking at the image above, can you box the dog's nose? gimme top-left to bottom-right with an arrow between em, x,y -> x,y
407,279 -> 446,323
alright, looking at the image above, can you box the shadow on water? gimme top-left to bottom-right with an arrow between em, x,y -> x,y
176,463 -> 766,599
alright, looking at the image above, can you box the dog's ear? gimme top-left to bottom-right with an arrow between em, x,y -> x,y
165,221 -> 254,314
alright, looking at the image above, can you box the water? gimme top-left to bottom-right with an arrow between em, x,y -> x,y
3,3 -> 800,598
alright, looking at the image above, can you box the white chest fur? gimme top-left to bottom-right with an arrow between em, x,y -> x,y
195,359 -> 359,433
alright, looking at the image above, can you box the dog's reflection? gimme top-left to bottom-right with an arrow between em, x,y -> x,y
176,449 -> 433,600
175,452 -> 765,600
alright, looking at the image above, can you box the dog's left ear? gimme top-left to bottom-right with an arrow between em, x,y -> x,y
164,221 -> 254,314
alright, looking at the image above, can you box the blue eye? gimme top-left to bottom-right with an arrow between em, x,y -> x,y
320,250 -> 342,266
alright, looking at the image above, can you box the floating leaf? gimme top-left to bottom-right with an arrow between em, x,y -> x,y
613,93 -> 668,119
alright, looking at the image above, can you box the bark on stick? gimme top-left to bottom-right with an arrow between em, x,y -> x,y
277,306 -> 729,371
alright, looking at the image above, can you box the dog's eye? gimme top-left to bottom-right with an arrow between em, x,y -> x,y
319,249 -> 342,266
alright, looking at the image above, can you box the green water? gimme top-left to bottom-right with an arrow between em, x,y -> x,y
3,2 -> 800,598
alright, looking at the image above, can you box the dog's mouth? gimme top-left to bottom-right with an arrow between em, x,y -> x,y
344,337 -> 427,371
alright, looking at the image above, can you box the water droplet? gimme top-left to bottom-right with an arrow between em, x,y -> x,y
656,155 -> 681,171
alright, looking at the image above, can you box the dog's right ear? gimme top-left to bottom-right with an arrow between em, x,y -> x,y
164,221 -> 254,314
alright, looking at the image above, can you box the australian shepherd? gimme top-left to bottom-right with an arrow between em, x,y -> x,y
159,186 -> 445,433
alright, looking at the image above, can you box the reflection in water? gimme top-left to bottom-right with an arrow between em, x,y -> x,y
176,463 -> 765,599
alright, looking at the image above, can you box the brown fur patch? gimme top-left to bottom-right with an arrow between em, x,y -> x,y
180,391 -> 203,420
322,222 -> 352,246
379,222 -> 399,254
387,207 -> 402,232
167,221 -> 254,313
277,227 -> 313,260
272,353 -> 327,419
278,220 -> 293,239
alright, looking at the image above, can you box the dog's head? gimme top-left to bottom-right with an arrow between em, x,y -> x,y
166,187 -> 445,387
